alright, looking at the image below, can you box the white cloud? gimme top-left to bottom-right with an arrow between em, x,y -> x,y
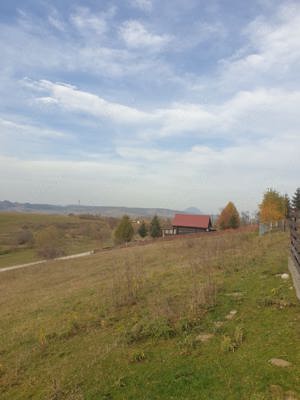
175,21 -> 227,51
0,155 -> 139,205
116,146 -> 174,161
119,20 -> 172,50
24,79 -> 300,142
70,7 -> 107,35
218,88 -> 300,137
130,0 -> 153,12
0,15 -> 180,86
25,79 -> 150,124
70,7 -> 108,36
2,2 -> 300,211
1,127 -> 298,212
0,117 -> 69,139
48,9 -> 65,32
218,2 -> 300,91
154,103 -> 217,137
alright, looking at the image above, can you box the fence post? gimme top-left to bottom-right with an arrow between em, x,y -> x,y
289,211 -> 300,300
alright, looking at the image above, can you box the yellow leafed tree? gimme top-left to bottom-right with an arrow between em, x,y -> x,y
217,201 -> 240,230
259,189 -> 285,223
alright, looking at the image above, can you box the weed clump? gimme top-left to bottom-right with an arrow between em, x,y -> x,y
125,317 -> 176,344
177,335 -> 199,355
111,259 -> 145,308
220,326 -> 245,352
130,350 -> 146,363
38,329 -> 48,351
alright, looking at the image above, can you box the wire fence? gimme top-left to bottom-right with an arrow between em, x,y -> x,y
258,219 -> 286,236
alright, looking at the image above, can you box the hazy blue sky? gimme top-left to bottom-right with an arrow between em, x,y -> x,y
0,0 -> 299,213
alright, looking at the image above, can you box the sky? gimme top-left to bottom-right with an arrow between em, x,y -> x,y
0,0 -> 299,213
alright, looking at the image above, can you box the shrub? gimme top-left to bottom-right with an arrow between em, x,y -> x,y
189,276 -> 217,317
107,217 -> 119,229
125,317 -> 176,343
35,226 -> 64,259
16,229 -> 34,246
110,259 -> 145,308
114,216 -> 134,244
130,350 -> 146,363
233,326 -> 244,346
220,336 -> 235,353
177,334 -> 198,355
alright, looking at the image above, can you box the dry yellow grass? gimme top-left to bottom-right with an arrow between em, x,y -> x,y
1,229 -> 299,399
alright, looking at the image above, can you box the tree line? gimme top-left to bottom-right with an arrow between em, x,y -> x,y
23,187 -> 300,255
259,187 -> 300,223
114,215 -> 162,244
218,187 -> 300,229
114,187 -> 300,243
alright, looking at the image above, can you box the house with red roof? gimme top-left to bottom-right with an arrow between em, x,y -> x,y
162,214 -> 212,236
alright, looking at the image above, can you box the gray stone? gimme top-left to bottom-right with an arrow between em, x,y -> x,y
225,310 -> 237,320
269,358 -> 292,367
195,333 -> 214,343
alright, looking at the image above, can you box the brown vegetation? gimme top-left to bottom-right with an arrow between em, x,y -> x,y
217,201 -> 240,229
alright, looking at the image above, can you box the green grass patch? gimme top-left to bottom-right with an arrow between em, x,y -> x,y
0,230 -> 299,399
0,212 -> 114,268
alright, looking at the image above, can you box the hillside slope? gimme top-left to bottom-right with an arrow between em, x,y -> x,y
0,230 -> 299,399
0,200 -> 181,218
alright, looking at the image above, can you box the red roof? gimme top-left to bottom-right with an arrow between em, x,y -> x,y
172,214 -> 211,229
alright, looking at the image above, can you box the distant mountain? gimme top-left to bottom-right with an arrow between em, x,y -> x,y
184,207 -> 203,215
0,200 -> 181,218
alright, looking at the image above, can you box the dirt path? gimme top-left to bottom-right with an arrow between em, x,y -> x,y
0,225 -> 258,274
0,251 -> 94,273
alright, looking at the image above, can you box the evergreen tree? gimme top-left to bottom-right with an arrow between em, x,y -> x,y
138,221 -> 148,238
292,188 -> 300,211
114,215 -> 134,244
150,215 -> 161,238
217,202 -> 240,230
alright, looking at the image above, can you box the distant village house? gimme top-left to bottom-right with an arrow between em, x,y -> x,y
162,214 -> 212,236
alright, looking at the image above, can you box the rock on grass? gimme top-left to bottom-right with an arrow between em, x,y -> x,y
269,358 -> 292,367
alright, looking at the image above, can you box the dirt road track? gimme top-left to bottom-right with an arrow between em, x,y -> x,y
0,251 -> 94,273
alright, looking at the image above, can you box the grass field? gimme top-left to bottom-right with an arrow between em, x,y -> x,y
0,212 -> 116,269
0,229 -> 299,399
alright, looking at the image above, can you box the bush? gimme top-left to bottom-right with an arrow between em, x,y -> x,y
35,226 -> 64,259
114,216 -> 134,244
125,317 -> 176,343
80,222 -> 111,241
111,261 -> 144,308
16,229 -> 34,246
